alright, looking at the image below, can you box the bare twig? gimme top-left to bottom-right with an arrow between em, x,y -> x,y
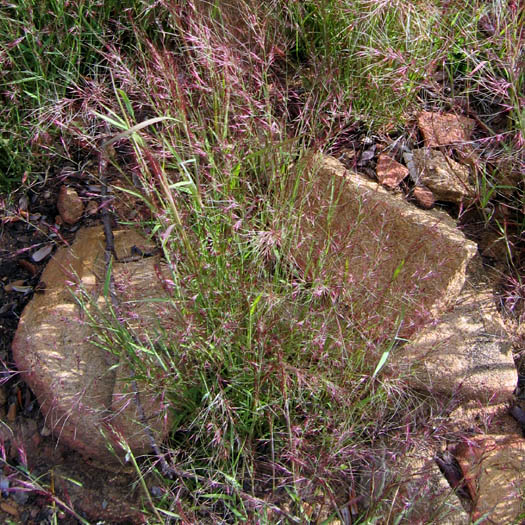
97,139 -> 174,480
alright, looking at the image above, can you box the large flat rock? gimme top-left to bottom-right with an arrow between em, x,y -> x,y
12,226 -> 173,461
287,153 -> 477,337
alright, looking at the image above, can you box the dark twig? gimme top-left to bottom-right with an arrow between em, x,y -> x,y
97,141 -> 174,479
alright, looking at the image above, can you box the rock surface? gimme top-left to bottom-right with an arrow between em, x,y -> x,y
12,226 -> 173,461
395,445 -> 469,524
57,185 -> 84,224
417,111 -> 475,147
455,435 -> 525,523
395,259 -> 516,403
412,148 -> 474,204
449,401 -> 523,436
288,153 -> 477,337
375,153 -> 409,189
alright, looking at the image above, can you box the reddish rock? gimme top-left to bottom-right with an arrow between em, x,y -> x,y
412,185 -> 435,209
417,111 -> 475,147
375,154 -> 409,189
57,185 -> 84,224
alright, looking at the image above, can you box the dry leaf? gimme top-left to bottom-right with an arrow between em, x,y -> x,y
32,244 -> 53,262
4,280 -> 26,292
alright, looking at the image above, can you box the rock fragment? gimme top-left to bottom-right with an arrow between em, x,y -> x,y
412,185 -> 435,209
417,111 -> 475,147
375,153 -> 409,189
412,148 -> 474,204
57,185 -> 84,224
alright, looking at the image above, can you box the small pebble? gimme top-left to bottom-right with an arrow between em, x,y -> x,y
0,475 -> 9,497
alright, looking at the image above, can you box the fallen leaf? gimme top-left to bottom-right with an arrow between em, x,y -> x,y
7,403 -> 16,422
11,285 -> 33,294
358,145 -> 376,165
4,280 -> 26,292
32,244 -> 53,262
18,259 -> 38,276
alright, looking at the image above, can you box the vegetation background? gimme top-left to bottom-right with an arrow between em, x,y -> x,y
0,0 -> 523,522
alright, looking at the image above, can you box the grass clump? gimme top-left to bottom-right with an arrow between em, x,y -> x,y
1,0 -> 523,522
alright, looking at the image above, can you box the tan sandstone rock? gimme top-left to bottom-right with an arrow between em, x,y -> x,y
287,153 -> 477,337
455,435 -> 525,523
12,226 -> 173,461
412,149 -> 474,204
396,259 -> 516,403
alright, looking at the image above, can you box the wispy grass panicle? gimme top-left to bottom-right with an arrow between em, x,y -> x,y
1,0 -> 523,522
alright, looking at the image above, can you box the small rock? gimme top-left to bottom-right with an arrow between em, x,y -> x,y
375,154 -> 409,189
412,148 -> 474,204
57,185 -> 84,225
417,111 -> 475,147
18,259 -> 38,276
0,386 -> 7,407
412,185 -> 435,209
0,475 -> 9,496
0,501 -> 19,517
